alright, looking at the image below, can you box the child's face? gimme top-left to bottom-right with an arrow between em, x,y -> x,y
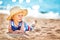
12,13 -> 23,22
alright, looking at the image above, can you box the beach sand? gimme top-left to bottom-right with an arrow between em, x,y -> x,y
0,14 -> 60,40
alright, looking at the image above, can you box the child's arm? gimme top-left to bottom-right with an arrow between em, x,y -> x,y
20,22 -> 25,33
8,25 -> 13,33
8,22 -> 17,33
8,25 -> 22,34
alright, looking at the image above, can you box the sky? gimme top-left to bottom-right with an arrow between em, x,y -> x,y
0,0 -> 60,19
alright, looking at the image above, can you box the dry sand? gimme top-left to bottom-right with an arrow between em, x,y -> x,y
0,14 -> 60,40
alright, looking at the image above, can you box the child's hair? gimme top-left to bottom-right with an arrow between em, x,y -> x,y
10,15 -> 14,21
11,19 -> 13,21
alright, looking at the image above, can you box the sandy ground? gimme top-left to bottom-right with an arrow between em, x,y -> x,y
0,14 -> 60,40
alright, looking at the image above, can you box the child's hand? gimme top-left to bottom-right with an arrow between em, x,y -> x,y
12,30 -> 23,34
20,22 -> 25,32
15,30 -> 22,33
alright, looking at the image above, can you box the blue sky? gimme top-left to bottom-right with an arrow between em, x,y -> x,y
0,0 -> 60,13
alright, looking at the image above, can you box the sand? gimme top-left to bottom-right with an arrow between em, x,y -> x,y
0,14 -> 60,40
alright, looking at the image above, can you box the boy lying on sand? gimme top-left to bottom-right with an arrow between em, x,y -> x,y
7,6 -> 32,34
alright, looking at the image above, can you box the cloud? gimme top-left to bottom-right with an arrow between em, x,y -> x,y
26,7 -> 60,19
19,0 -> 23,4
6,4 -> 11,10
0,1 -> 3,5
39,12 -> 60,19
0,10 -> 9,14
26,0 -> 30,3
12,0 -> 16,2
32,5 -> 40,10
26,7 -> 40,18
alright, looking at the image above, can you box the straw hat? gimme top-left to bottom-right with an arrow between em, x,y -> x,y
7,6 -> 28,20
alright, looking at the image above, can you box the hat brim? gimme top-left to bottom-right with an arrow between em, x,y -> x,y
7,9 -> 28,20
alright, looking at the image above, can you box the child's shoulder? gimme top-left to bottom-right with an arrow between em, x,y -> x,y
23,22 -> 29,26
24,22 -> 28,25
9,20 -> 14,26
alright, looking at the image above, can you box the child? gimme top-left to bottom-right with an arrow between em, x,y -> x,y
7,6 -> 32,34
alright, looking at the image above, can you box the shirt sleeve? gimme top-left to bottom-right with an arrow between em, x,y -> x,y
24,22 -> 32,31
24,22 -> 28,31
